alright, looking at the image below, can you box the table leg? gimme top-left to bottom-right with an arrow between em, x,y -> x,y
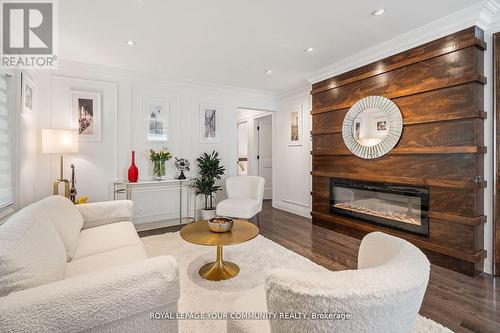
126,184 -> 131,200
199,245 -> 239,281
179,182 -> 182,224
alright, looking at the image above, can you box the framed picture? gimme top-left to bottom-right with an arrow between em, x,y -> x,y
21,72 -> 35,113
288,107 -> 302,146
72,91 -> 102,142
144,98 -> 169,142
200,104 -> 221,143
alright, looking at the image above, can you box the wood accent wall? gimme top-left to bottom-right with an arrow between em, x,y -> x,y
311,27 -> 486,276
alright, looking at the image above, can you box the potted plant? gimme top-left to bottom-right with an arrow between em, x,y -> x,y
149,148 -> 172,180
194,151 -> 225,220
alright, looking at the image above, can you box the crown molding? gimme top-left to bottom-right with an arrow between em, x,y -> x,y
55,59 -> 279,99
278,85 -> 311,101
307,0 -> 500,85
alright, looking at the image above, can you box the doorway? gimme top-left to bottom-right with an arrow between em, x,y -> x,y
237,109 -> 274,201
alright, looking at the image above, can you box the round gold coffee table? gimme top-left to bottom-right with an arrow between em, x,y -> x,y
180,220 -> 259,281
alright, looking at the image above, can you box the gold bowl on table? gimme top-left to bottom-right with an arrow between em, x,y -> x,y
208,217 -> 233,233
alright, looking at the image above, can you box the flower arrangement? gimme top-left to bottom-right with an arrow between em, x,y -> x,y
149,149 -> 172,180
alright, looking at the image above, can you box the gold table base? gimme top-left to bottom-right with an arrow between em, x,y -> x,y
199,245 -> 239,281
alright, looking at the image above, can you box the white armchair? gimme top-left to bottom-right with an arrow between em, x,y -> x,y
216,176 -> 265,225
0,195 -> 179,333
227,232 -> 442,333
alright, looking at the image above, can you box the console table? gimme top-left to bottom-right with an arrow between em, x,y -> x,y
113,179 -> 195,225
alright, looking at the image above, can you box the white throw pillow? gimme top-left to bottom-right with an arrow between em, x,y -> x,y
0,204 -> 67,297
33,196 -> 84,260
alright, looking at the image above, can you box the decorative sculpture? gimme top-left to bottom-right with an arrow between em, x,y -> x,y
175,158 -> 190,180
69,164 -> 77,204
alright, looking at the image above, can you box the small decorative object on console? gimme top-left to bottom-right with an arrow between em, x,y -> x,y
175,158 -> 190,180
149,148 -> 172,180
69,164 -> 77,203
208,217 -> 233,233
128,150 -> 139,182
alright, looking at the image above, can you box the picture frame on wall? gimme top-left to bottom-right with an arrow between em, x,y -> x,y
72,90 -> 102,142
200,103 -> 221,143
288,106 -> 302,146
21,72 -> 35,113
144,97 -> 169,142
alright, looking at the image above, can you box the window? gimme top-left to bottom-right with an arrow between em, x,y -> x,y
0,72 -> 13,214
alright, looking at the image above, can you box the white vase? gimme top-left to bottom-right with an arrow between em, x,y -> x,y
201,209 -> 216,220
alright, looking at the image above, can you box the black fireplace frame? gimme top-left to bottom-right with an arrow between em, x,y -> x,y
330,178 -> 430,237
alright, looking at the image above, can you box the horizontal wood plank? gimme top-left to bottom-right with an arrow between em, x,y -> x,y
312,212 -> 486,263
313,47 -> 484,113
313,154 -> 481,180
312,26 -> 484,93
312,171 -> 486,190
313,119 -> 484,153
312,146 -> 486,155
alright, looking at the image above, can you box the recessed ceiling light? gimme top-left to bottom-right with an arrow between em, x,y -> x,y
372,8 -> 385,16
265,69 -> 272,74
305,47 -> 314,52
126,40 -> 136,46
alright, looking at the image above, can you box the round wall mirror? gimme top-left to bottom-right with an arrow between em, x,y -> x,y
342,96 -> 403,159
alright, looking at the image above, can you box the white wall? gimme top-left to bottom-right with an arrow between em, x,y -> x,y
482,23 -> 500,274
273,89 -> 312,218
18,74 -> 37,208
29,60 -> 278,226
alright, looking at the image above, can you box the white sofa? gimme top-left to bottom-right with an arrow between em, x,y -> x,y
227,232 -> 452,333
0,195 -> 179,333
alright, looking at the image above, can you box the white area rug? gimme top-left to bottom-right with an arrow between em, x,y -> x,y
142,232 -> 452,333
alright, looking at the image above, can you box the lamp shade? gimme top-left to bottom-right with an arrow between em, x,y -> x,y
42,129 -> 79,154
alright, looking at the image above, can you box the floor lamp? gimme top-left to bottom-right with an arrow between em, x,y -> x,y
42,129 -> 79,198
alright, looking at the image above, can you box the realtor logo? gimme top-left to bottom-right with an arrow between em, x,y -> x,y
1,0 -> 57,67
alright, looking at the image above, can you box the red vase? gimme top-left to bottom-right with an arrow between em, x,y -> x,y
128,151 -> 139,182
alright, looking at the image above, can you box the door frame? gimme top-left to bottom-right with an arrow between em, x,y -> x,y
236,108 -> 276,203
493,32 -> 500,276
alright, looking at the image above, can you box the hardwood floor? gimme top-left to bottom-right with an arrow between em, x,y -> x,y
139,201 -> 500,333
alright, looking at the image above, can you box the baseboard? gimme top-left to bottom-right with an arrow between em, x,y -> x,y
272,201 -> 311,219
134,219 -> 188,232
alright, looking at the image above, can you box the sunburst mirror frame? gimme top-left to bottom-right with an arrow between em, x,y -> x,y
342,95 -> 403,159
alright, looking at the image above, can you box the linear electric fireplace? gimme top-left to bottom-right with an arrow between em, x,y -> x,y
330,178 -> 429,236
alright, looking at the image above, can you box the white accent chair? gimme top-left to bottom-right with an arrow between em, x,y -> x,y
0,196 -> 179,333
216,176 -> 265,226
227,232 -> 449,333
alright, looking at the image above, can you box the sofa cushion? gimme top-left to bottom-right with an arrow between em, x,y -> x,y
73,221 -> 142,259
216,198 -> 260,219
33,196 -> 84,260
0,204 -> 67,297
65,245 -> 148,278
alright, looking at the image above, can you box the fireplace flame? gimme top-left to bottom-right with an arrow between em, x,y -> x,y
334,202 -> 421,226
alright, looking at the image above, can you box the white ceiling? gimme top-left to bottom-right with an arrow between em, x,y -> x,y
59,0 -> 483,93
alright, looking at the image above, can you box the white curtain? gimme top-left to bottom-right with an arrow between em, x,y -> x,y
0,73 -> 12,211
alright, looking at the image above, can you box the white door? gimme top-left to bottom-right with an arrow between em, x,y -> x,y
257,115 -> 272,199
